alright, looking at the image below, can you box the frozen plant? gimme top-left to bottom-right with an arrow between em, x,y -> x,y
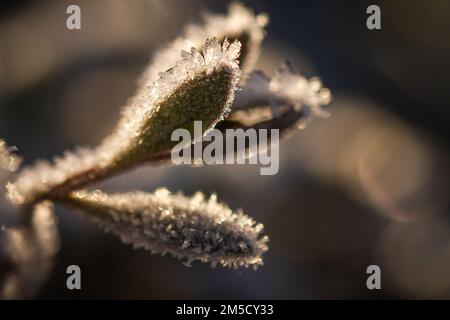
0,2 -> 331,298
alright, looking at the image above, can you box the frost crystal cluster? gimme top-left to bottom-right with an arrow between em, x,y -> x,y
140,2 -> 268,85
1,1 -> 332,299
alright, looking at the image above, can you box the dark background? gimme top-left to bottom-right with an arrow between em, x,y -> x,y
1,0 -> 449,299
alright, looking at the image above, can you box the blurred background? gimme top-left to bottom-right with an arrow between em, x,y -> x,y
0,0 -> 449,299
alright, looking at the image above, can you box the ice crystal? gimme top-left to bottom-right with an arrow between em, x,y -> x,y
139,2 -> 267,85
8,38 -> 241,206
63,188 -> 268,269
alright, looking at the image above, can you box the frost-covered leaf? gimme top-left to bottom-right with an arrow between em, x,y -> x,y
269,63 -> 332,117
233,66 -> 332,119
63,188 -> 268,269
101,38 -> 241,169
139,2 -> 267,85
8,38 -> 241,206
0,202 -> 59,299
